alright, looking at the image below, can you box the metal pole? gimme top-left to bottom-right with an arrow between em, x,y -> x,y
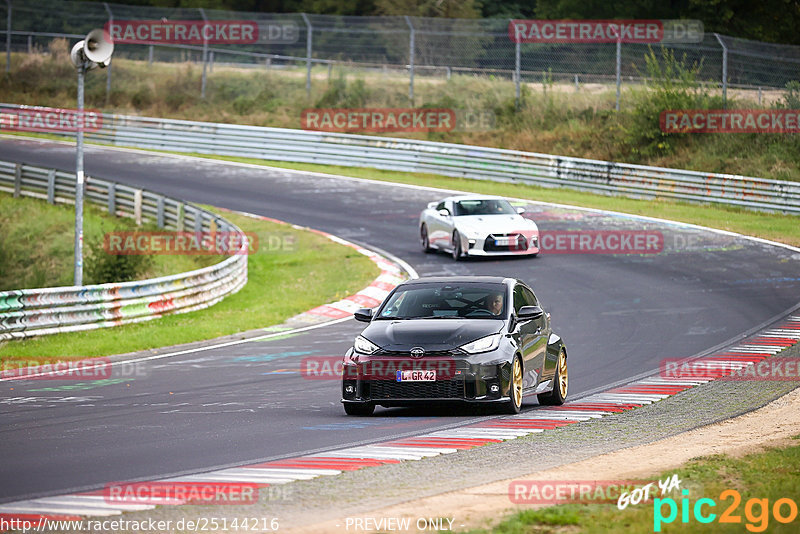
148,44 -> 153,64
74,63 -> 86,286
514,21 -> 521,110
615,36 -> 621,112
104,3 -> 112,100
301,13 -> 312,98
199,8 -> 208,99
5,1 -> 11,74
714,33 -> 728,109
575,74 -> 579,91
405,16 -> 414,104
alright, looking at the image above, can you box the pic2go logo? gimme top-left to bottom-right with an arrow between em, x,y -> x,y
653,489 -> 798,532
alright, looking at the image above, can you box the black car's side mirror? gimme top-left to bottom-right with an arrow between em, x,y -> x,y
517,305 -> 544,320
353,308 -> 374,322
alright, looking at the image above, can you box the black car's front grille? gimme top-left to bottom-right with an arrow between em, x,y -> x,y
368,380 -> 464,399
375,349 -> 460,357
484,233 -> 527,252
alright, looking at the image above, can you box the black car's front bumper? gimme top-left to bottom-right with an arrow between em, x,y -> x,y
341,354 -> 514,407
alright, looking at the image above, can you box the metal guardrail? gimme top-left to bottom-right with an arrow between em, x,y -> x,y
57,109 -> 800,215
0,160 -> 248,340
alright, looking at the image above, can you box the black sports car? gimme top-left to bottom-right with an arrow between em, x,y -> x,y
341,276 -> 568,415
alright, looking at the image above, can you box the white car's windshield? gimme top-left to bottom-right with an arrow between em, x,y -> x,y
377,284 -> 507,319
454,199 -> 515,216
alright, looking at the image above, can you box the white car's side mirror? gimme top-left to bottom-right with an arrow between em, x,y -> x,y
516,207 -> 526,214
438,209 -> 451,217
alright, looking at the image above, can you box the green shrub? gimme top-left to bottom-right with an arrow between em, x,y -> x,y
626,48 -> 724,159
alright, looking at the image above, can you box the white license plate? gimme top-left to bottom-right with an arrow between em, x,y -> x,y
396,370 -> 436,382
494,238 -> 512,246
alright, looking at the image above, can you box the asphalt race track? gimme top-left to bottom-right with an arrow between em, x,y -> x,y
1,138 -> 799,502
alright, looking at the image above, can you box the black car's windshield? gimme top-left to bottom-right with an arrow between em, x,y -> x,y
454,199 -> 515,216
377,283 -> 507,320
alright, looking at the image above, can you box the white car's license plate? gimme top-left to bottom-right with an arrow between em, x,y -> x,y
494,238 -> 512,246
396,370 -> 436,382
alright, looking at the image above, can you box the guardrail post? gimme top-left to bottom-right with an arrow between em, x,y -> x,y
107,182 -> 115,215
46,169 -> 55,204
193,207 -> 203,232
133,189 -> 142,226
12,162 -> 20,197
156,196 -> 165,228
405,16 -> 415,104
148,44 -> 153,64
5,0 -> 11,74
300,13 -> 312,99
177,203 -> 185,230
714,33 -> 728,109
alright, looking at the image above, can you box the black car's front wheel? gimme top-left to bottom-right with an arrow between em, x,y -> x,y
343,403 -> 374,416
503,356 -> 524,414
538,349 -> 567,405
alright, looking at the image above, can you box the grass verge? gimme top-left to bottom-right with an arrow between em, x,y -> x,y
0,206 -> 379,362
471,435 -> 800,533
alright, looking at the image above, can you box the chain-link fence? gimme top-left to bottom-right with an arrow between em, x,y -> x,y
2,0 -> 799,107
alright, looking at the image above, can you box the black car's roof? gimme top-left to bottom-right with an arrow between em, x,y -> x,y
400,276 -> 514,286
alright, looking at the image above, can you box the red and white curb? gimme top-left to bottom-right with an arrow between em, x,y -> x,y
2,318 -> 797,525
233,211 -> 411,322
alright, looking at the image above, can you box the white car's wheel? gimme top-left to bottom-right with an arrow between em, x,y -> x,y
452,231 -> 463,261
420,224 -> 434,253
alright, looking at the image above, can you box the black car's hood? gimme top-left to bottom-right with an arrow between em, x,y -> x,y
361,319 -> 505,351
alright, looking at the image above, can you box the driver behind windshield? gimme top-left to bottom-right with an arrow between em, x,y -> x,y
487,292 -> 504,315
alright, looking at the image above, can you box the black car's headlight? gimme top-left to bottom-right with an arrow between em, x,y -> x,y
353,335 -> 380,355
460,333 -> 503,354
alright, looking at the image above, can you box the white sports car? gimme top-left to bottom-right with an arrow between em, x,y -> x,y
419,195 -> 540,260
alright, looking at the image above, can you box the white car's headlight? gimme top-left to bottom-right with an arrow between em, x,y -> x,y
460,333 -> 503,354
353,335 -> 380,355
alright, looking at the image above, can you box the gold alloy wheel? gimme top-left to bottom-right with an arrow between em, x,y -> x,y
512,357 -> 523,408
557,350 -> 568,399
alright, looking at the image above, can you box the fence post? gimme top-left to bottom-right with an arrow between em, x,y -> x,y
615,35 -> 621,111
26,33 -> 30,53
575,74 -> 579,91
148,44 -> 153,64
714,33 -> 728,109
405,16 -> 415,104
199,8 -> 208,99
103,3 -> 113,101
514,19 -> 521,111
301,13 -> 312,98
209,50 -> 214,72
5,0 -> 11,74
46,168 -> 55,204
